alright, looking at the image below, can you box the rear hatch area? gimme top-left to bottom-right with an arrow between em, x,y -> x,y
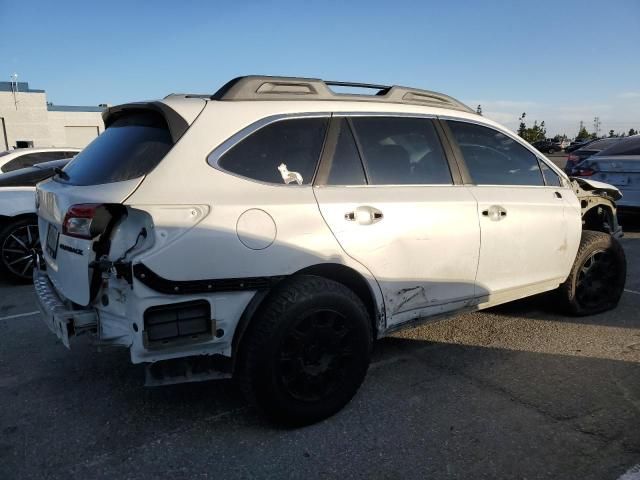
36,106 -> 191,306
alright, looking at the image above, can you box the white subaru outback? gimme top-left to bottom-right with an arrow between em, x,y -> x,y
33,76 -> 626,425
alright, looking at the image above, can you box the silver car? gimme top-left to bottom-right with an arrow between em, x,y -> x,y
573,136 -> 640,209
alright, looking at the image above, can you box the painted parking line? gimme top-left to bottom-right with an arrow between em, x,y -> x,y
625,289 -> 640,296
0,310 -> 40,321
618,464 -> 640,480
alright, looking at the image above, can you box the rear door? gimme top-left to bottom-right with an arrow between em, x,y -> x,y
313,116 -> 480,328
443,120 -> 578,302
37,111 -> 177,306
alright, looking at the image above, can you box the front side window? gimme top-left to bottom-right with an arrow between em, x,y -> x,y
350,117 -> 452,185
447,121 -> 544,186
218,117 -> 329,185
539,160 -> 563,187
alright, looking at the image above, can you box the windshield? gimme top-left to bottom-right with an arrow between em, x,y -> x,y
59,111 -> 173,186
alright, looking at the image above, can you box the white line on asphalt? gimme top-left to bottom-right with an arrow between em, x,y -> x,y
625,289 -> 640,295
618,464 -> 640,480
0,311 -> 40,321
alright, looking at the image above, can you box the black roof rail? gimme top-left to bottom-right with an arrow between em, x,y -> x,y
210,75 -> 474,113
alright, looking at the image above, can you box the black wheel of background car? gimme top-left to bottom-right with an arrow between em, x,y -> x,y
556,230 -> 626,316
548,148 -> 555,154
0,217 -> 40,283
238,275 -> 372,426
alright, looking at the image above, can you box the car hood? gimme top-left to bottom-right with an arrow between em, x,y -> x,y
571,177 -> 622,200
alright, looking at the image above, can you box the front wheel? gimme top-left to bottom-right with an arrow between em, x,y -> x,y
556,230 -> 626,316
237,275 -> 372,426
0,217 -> 40,283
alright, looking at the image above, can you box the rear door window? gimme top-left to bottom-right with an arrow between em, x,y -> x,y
322,118 -> 367,186
60,112 -> 173,185
447,121 -> 544,186
218,117 -> 328,185
349,117 -> 452,185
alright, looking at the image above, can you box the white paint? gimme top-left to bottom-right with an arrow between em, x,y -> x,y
625,289 -> 640,296
236,208 -> 277,250
618,464 -> 640,480
0,311 -> 39,321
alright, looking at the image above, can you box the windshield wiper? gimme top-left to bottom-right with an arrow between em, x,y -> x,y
54,167 -> 69,181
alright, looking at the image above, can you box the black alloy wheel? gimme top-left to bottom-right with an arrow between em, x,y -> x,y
0,219 -> 40,283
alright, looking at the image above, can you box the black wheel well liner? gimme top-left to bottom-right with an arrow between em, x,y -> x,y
582,203 -> 615,233
231,263 -> 381,373
0,213 -> 38,229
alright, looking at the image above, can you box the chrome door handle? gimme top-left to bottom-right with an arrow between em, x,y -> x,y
481,205 -> 507,221
345,206 -> 384,225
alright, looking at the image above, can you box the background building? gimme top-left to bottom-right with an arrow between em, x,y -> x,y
0,80 -> 105,150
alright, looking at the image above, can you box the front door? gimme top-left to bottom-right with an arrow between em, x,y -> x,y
444,119 -> 578,304
313,116 -> 480,328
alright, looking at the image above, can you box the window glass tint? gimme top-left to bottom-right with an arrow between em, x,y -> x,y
2,153 -> 42,172
350,117 -> 451,185
448,121 -> 544,186
326,119 -> 366,186
219,118 -> 328,185
539,160 -> 563,187
596,137 -> 640,156
61,112 -> 173,186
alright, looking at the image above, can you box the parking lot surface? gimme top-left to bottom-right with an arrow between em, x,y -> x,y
1,219 -> 639,480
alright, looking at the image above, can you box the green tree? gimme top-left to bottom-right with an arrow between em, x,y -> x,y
576,126 -> 590,140
517,113 -> 527,138
630,128 -> 638,136
608,130 -> 615,138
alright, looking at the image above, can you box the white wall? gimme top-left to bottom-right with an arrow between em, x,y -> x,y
0,90 -> 104,149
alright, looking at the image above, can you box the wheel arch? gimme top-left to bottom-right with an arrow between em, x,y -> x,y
0,212 -> 38,230
231,263 -> 385,374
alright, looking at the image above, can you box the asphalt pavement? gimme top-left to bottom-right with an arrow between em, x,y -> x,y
1,219 -> 639,479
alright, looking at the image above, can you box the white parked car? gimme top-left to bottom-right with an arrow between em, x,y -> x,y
33,76 -> 626,425
0,159 -> 71,282
0,147 -> 79,173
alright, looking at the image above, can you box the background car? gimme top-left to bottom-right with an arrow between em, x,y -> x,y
572,136 -> 640,211
565,139 -> 594,153
532,139 -> 562,154
0,147 -> 79,174
565,137 -> 622,174
0,159 -> 70,282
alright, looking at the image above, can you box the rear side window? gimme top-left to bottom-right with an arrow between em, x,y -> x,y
60,112 -> 173,185
218,118 -> 328,185
350,117 -> 452,185
2,153 -> 41,172
447,121 -> 544,186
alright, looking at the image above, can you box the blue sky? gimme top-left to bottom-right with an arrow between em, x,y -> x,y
1,0 -> 638,136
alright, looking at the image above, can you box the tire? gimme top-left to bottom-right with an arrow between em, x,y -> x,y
548,148 -> 555,154
237,275 -> 372,426
556,230 -> 626,316
0,217 -> 40,283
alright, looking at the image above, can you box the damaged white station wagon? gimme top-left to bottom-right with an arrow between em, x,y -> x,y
34,76 -> 626,425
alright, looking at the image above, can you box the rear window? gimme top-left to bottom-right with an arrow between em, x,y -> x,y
596,137 -> 640,156
59,112 -> 173,185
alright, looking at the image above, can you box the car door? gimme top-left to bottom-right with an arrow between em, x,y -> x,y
313,115 -> 481,328
443,119 -> 578,305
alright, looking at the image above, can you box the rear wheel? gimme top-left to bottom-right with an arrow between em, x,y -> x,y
238,275 -> 372,426
556,230 -> 626,315
0,217 -> 40,283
